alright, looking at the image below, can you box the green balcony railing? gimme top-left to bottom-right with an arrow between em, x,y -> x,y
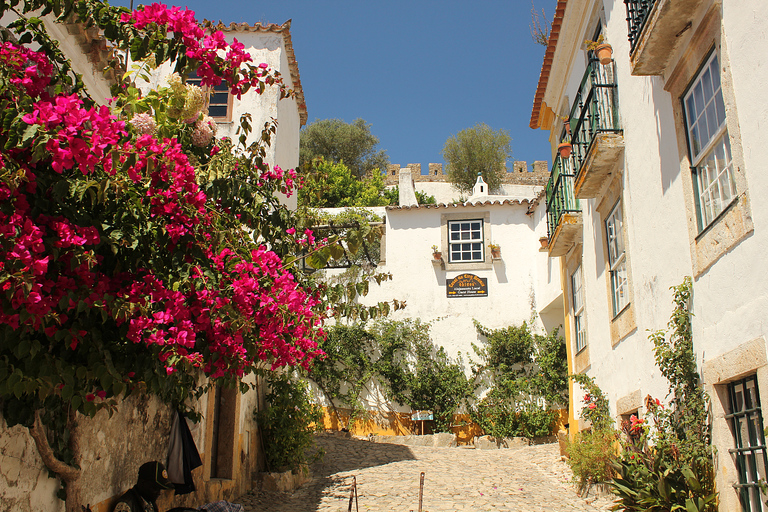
546,155 -> 580,240
624,0 -> 657,54
567,57 -> 621,180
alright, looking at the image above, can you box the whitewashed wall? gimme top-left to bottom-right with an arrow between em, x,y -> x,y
539,1 -> 768,470
353,196 -> 562,364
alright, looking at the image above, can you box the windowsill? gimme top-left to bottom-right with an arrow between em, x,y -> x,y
611,302 -> 630,321
444,260 -> 493,271
610,303 -> 636,347
691,193 -> 753,278
694,196 -> 739,242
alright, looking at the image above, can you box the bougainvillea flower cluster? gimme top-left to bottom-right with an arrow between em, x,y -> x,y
0,5 -> 324,407
121,3 -> 281,98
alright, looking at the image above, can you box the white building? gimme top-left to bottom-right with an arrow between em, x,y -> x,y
0,18 -> 307,512
362,165 -> 563,370
530,0 -> 768,509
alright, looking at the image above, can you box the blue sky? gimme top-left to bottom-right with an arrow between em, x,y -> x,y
114,0 -> 556,173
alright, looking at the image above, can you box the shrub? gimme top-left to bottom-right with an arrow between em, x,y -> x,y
256,372 -> 325,472
566,429 -> 617,495
611,278 -> 716,511
470,322 -> 567,439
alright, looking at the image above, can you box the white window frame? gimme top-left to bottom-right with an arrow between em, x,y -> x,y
605,201 -> 628,317
572,265 -> 586,353
683,51 -> 736,231
440,212 -> 492,271
447,219 -> 484,263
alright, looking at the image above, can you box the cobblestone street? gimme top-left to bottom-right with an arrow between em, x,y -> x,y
235,434 -> 615,512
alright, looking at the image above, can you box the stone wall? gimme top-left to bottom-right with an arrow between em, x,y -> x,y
382,161 -> 549,187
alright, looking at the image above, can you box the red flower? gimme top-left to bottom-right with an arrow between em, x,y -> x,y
629,414 -> 644,432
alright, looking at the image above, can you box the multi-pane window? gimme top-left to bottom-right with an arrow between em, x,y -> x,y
727,375 -> 768,512
448,219 -> 484,262
571,265 -> 586,352
187,70 -> 231,119
605,201 -> 628,317
683,52 -> 736,230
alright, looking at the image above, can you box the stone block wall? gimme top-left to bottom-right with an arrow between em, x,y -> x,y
382,161 -> 549,187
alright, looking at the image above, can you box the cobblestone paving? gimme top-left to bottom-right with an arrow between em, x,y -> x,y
236,434 -> 615,512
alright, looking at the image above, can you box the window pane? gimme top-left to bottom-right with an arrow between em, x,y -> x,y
695,133 -> 735,229
705,102 -> 719,143
701,67 -> 713,103
693,82 -> 705,119
612,257 -> 628,314
209,104 -> 228,118
710,57 -> 721,91
447,219 -> 484,262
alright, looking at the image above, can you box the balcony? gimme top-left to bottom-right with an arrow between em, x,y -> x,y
546,156 -> 581,258
568,58 -> 624,199
624,0 -> 704,75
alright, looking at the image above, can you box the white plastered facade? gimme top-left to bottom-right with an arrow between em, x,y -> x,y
533,0 -> 768,509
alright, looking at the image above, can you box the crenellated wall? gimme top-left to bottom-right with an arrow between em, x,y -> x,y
382,161 -> 550,187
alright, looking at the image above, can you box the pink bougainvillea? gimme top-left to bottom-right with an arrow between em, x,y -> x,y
0,17 -> 324,398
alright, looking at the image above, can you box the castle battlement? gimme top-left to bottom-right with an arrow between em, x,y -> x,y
381,161 -> 549,186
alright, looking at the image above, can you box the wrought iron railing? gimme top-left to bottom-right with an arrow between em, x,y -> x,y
546,156 -> 579,239
566,57 -> 621,180
624,0 -> 657,53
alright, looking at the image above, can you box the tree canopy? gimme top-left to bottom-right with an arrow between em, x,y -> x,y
299,118 -> 389,178
298,158 -> 389,207
441,123 -> 512,194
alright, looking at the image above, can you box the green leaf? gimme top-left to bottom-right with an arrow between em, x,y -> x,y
21,123 -> 39,146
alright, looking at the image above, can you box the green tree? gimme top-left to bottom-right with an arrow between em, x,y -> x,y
298,158 -> 389,207
382,186 -> 437,206
441,123 -> 512,194
299,118 -> 389,178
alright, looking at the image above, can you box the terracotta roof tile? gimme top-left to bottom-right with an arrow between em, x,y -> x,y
211,20 -> 308,126
530,0 -> 568,130
386,198 -> 537,211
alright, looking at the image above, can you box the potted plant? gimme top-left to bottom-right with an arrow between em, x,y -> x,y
488,243 -> 501,259
558,138 -> 572,159
539,236 -> 549,249
431,244 -> 442,260
584,35 -> 613,65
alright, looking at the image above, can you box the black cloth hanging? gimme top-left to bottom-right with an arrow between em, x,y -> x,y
167,410 -> 203,495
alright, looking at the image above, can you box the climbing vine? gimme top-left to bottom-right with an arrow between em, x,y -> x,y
306,319 -> 472,433
469,322 -> 567,438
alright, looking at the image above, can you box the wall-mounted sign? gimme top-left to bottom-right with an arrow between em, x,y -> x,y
446,273 -> 488,298
411,410 -> 434,421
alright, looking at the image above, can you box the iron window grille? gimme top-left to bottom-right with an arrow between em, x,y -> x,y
727,375 -> 768,512
624,0 -> 658,54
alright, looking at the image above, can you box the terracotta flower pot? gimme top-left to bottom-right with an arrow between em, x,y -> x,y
433,252 -> 442,261
539,236 -> 549,249
491,248 -> 501,259
558,142 -> 572,159
595,43 -> 613,65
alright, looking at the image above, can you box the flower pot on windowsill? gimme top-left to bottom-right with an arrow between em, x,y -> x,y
595,43 -> 613,65
432,252 -> 442,261
539,236 -> 549,249
490,248 -> 501,259
558,142 -> 572,159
